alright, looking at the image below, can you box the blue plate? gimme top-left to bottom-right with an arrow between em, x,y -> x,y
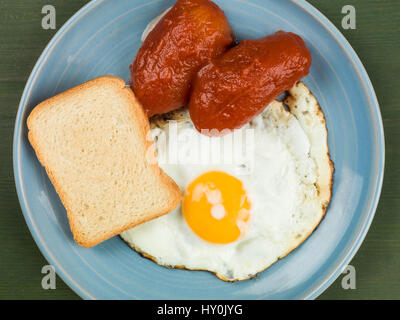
13,0 -> 384,299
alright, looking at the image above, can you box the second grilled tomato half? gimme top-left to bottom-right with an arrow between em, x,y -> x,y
189,31 -> 312,135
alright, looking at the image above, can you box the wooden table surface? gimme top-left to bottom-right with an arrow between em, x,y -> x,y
0,0 -> 399,300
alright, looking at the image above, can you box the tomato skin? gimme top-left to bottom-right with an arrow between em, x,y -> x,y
130,0 -> 234,117
189,31 -> 312,135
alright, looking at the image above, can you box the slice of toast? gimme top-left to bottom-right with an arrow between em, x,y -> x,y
27,76 -> 181,248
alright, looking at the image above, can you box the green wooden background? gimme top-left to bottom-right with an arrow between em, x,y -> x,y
0,0 -> 399,300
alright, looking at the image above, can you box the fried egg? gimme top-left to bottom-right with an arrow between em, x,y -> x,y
120,82 -> 333,281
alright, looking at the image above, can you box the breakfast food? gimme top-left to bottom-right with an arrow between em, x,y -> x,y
130,0 -> 234,117
27,1 -> 334,284
120,82 -> 333,281
189,31 -> 312,135
27,76 -> 181,248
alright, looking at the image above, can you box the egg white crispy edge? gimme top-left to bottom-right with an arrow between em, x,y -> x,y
120,82 -> 334,282
278,81 -> 334,259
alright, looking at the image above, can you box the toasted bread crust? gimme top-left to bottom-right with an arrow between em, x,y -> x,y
27,76 -> 181,248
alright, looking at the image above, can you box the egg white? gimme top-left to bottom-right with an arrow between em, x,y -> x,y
120,84 -> 333,281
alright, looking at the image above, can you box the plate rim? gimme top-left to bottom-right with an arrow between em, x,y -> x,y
13,0 -> 385,300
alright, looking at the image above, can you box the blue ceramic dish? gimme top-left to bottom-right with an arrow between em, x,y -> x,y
13,0 -> 384,299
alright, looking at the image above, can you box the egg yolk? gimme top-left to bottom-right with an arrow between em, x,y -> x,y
182,171 -> 251,244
